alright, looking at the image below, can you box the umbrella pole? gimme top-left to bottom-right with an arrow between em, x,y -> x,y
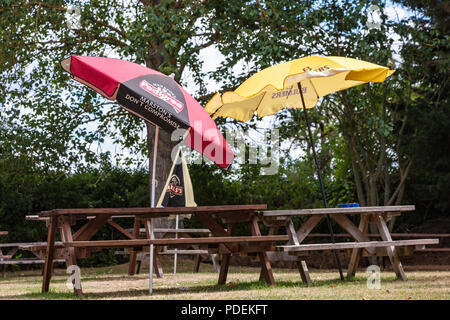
149,125 -> 160,294
296,82 -> 344,281
174,215 -> 179,274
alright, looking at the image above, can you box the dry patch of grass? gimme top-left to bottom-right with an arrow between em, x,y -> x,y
0,258 -> 449,300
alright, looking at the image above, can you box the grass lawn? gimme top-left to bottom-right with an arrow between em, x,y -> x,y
0,257 -> 449,300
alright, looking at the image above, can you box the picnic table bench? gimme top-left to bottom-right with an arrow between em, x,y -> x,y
262,205 -> 439,284
36,204 -> 287,297
306,233 -> 450,255
119,227 -> 221,273
27,215 -> 220,275
0,231 -> 65,277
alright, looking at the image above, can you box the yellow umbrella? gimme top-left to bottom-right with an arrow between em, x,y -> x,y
205,55 -> 394,121
206,55 -> 395,280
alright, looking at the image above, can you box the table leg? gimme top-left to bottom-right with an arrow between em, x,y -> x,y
259,226 -> 278,281
296,260 -> 312,284
373,214 -> 407,280
347,214 -> 370,278
42,216 -> 57,293
286,219 -> 311,285
250,217 -> 275,286
61,216 -> 83,297
218,253 -> 231,285
136,260 -> 142,274
128,219 -> 141,276
193,254 -> 202,273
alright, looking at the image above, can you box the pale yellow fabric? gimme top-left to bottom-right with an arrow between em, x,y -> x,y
156,148 -> 196,219
206,56 -> 395,122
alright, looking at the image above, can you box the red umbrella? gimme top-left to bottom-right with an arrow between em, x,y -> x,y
61,56 -> 234,171
61,56 -> 235,294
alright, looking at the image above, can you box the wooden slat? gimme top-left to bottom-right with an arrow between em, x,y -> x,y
263,205 -> 415,217
250,216 -> 275,286
158,250 -> 210,255
42,216 -> 57,293
73,215 -> 110,241
0,259 -> 65,265
296,260 -> 312,285
38,204 -> 268,217
346,246 -> 415,257
373,214 -> 407,280
195,212 -> 238,252
331,213 -> 376,255
128,219 -> 141,276
276,239 -> 439,252
307,233 -> 450,238
61,216 -> 83,297
154,228 -> 212,234
125,228 -> 214,234
267,251 -> 303,261
18,242 -> 64,251
64,235 -> 289,248
415,248 -> 450,252
296,215 -> 323,243
107,219 -> 134,239
287,220 -> 300,246
347,214 -> 370,278
218,253 -> 231,285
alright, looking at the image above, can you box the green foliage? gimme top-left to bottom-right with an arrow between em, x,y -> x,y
0,162 -> 149,266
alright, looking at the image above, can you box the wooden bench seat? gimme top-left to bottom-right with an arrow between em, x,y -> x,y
18,242 -> 64,251
414,248 -> 450,252
126,228 -> 214,234
276,239 -> 439,253
64,235 -> 288,248
153,228 -> 212,234
0,258 -> 65,265
263,205 -> 415,217
21,235 -> 287,252
154,249 -> 210,255
116,249 -> 210,255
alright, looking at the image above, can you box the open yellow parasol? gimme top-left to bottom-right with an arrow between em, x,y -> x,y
205,55 -> 394,121
205,55 -> 395,280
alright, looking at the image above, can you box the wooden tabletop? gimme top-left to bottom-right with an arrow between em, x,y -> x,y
37,204 -> 268,217
263,205 -> 415,217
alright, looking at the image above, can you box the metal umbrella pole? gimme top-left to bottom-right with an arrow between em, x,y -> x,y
174,214 -> 179,274
297,82 -> 345,281
149,125 -> 160,294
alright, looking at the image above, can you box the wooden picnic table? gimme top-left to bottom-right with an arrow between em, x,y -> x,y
37,204 -> 287,297
261,205 -> 439,284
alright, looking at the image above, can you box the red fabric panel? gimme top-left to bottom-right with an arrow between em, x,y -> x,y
182,91 -> 234,169
69,56 -> 159,97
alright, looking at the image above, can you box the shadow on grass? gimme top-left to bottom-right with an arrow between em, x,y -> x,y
1,275 -> 406,300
